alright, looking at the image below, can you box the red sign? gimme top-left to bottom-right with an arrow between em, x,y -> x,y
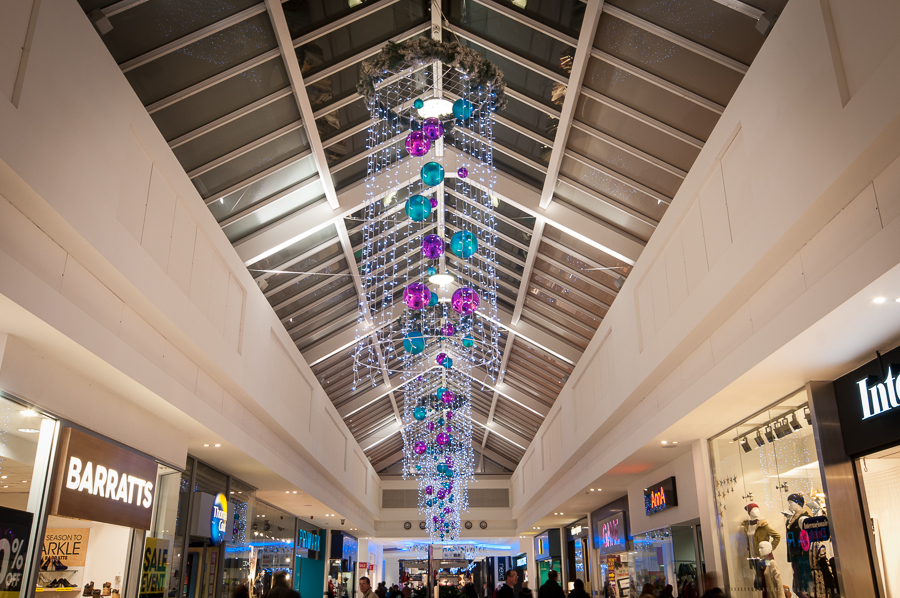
359,563 -> 367,569
368,564 -> 374,571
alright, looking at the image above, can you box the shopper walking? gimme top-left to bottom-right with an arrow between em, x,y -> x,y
639,584 -> 655,598
375,584 -> 386,598
518,582 -> 533,598
568,580 -> 588,598
358,578 -> 376,598
538,571 -> 565,598
659,586 -> 674,598
265,573 -> 301,598
498,570 -> 517,598
402,584 -> 412,598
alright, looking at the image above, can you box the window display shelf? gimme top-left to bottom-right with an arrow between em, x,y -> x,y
35,588 -> 80,592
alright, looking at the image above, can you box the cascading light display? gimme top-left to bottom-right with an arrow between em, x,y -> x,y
352,39 -> 505,541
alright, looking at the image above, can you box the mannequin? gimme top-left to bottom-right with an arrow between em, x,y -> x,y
741,503 -> 781,558
758,541 -> 784,598
785,494 -> 813,595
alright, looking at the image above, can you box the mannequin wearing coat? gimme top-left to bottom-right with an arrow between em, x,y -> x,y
759,541 -> 784,598
741,503 -> 781,558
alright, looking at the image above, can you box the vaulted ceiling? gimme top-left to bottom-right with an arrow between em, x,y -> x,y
79,0 -> 783,473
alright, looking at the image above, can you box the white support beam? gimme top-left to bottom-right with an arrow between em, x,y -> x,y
482,333 -> 516,452
266,0 -> 340,210
511,218 -> 544,326
479,446 -> 519,472
708,0 -> 764,20
537,0 -> 603,210
371,450 -> 405,473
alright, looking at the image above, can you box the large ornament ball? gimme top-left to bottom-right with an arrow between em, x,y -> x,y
422,117 -> 444,141
444,469 -> 454,478
426,485 -> 433,495
436,352 -> 448,366
414,441 -> 427,455
451,287 -> 480,315
428,290 -> 439,306
457,167 -> 468,179
441,323 -> 455,336
403,330 -> 426,354
462,334 -> 474,348
421,161 -> 445,187
405,131 -> 431,157
453,98 -> 473,120
430,196 -> 438,208
442,390 -> 455,405
450,230 -> 478,258
427,266 -> 437,276
442,357 -> 453,369
427,421 -> 435,432
405,194 -> 432,221
437,463 -> 447,474
403,283 -> 431,310
421,234 -> 444,259
413,406 -> 427,421
416,465 -> 421,471
437,386 -> 448,399
438,418 -> 445,426
414,98 -> 424,109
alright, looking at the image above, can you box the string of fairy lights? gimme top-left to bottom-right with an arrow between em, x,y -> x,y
352,43 -> 504,541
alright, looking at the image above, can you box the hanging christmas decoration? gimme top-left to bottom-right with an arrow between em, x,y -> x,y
353,37 -> 504,542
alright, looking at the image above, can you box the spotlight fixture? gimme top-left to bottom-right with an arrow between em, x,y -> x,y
740,437 -> 752,453
764,426 -> 775,443
773,419 -> 786,439
754,431 -> 765,447
790,413 -> 803,431
781,417 -> 794,436
804,407 -> 812,425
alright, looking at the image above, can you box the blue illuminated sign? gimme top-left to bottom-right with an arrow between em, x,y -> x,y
210,493 -> 228,546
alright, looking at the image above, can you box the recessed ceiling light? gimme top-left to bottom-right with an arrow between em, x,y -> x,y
1,476 -> 7,480
214,444 -> 221,447
590,488 -> 594,491
20,409 -> 37,417
661,440 -> 668,445
17,428 -> 39,434
896,297 -> 900,303
874,297 -> 887,304
560,512 -> 563,515
672,441 -> 678,445
204,444 -> 210,447
293,491 -> 298,494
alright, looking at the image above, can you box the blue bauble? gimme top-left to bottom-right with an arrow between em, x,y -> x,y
450,230 -> 478,258
444,469 -> 454,478
403,330 -> 426,354
428,290 -> 438,306
427,266 -> 437,276
414,98 -> 424,109
442,357 -> 453,369
449,494 -> 454,502
438,418 -> 445,426
405,194 -> 432,221
453,98 -> 473,120
437,463 -> 447,474
436,387 -> 448,399
420,162 -> 445,187
413,406 -> 427,421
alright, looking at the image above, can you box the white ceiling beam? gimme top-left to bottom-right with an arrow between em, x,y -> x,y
187,121 -> 305,179
266,0 -> 340,210
291,0 -> 403,49
371,450 -> 405,472
708,0 -> 764,20
511,218 -> 544,326
482,333 -> 517,452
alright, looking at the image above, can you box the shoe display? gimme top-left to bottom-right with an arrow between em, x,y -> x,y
61,580 -> 79,588
92,589 -> 101,598
102,582 -> 111,596
41,557 -> 52,571
47,579 -> 60,588
53,558 -> 68,571
111,590 -> 120,598
83,582 -> 94,596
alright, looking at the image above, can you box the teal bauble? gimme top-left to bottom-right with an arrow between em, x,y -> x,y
426,499 -> 432,507
403,330 -> 426,354
427,266 -> 437,276
413,406 -> 427,421
420,161 -> 445,187
450,230 -> 478,258
462,334 -> 474,348
449,495 -> 454,503
444,469 -> 454,478
438,418 -> 445,426
453,98 -> 473,120
436,387 -> 448,399
437,463 -> 447,474
416,465 -> 421,471
414,98 -> 424,109
428,290 -> 438,306
405,194 -> 432,221
442,357 -> 453,369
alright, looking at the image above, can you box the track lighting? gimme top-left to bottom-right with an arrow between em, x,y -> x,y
790,413 -> 803,431
754,431 -> 765,447
740,437 -> 752,453
764,426 -> 775,443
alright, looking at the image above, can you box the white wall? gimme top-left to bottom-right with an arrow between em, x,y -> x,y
626,450 -> 698,537
0,0 -> 380,529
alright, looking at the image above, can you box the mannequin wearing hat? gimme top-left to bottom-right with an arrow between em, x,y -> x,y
741,503 -> 781,559
758,541 -> 784,598
785,493 -> 814,594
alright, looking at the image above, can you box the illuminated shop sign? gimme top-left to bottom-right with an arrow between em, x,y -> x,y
298,529 -> 321,552
832,345 -> 900,457
594,512 -> 626,555
644,477 -> 678,516
51,428 -> 158,530
210,493 -> 228,546
516,556 -> 526,568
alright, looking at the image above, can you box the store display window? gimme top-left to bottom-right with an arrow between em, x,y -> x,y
221,478 -> 257,598
140,464 -> 190,598
710,389 -> 838,598
248,502 -> 294,597
327,531 -> 357,598
0,396 -> 57,598
629,527 -> 700,597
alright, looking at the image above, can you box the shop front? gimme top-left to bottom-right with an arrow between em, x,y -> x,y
589,499 -> 629,598
565,522 -> 590,594
533,530 -> 561,588
294,524 -> 325,598
709,388 -> 836,598
327,531 -> 357,598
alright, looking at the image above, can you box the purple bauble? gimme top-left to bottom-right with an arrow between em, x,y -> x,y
426,486 -> 433,495
441,390 -> 455,404
451,287 -> 480,315
441,323 -> 455,336
436,352 -> 447,366
427,421 -> 435,432
422,234 -> 444,259
436,432 -> 449,446
422,117 -> 444,141
429,196 -> 438,208
403,282 -> 431,310
436,489 -> 446,500
405,130 -> 431,157
433,516 -> 439,524
446,426 -> 452,433
445,458 -> 454,468
414,441 -> 427,455
457,167 -> 468,178
446,410 -> 453,420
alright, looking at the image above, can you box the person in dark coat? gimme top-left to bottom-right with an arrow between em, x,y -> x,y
518,582 -> 533,598
497,570 -> 517,598
568,579 -> 588,598
538,571 -> 565,598
265,573 -> 300,598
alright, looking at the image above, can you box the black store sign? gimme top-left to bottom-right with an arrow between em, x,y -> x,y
644,477 -> 678,516
833,344 -> 900,457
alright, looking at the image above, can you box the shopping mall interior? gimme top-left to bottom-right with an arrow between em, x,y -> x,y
0,0 -> 899,597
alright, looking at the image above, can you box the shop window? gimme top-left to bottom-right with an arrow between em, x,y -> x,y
140,465 -> 187,598
222,478 -> 257,598
859,447 -> 900,597
629,527 -> 700,598
710,389 -> 839,598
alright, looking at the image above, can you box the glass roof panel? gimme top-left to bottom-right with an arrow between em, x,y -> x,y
523,293 -> 600,337
209,154 -> 319,221
490,121 -> 552,168
294,0 -> 428,78
192,128 -> 310,199
553,182 -> 656,243
173,94 -> 301,173
605,0 -> 766,65
449,2 -> 575,77
558,155 -> 668,221
497,95 -> 558,141
574,94 -> 701,173
102,0 -> 263,64
486,0 -> 585,37
565,129 -> 683,199
151,57 -> 289,141
318,98 -> 369,142
223,186 -> 326,244
594,13 -> 744,108
582,56 -> 719,142
247,224 -> 338,275
533,257 -> 617,308
540,225 -> 634,282
125,11 -> 277,105
282,0 -> 388,39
